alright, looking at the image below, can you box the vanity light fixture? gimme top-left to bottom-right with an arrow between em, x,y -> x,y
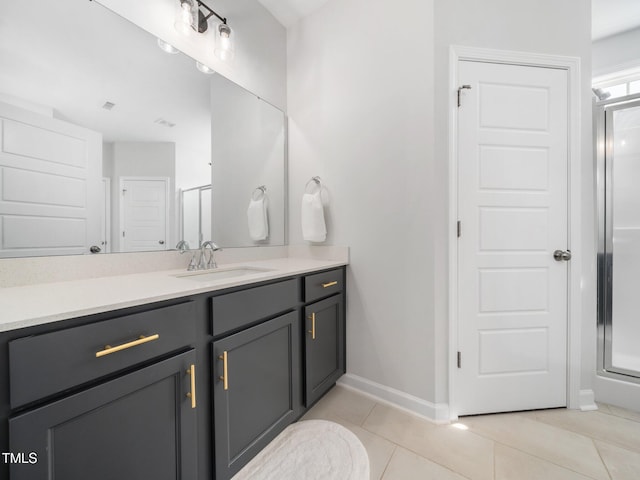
157,38 -> 179,54
175,0 -> 234,61
196,62 -> 216,74
214,23 -> 234,61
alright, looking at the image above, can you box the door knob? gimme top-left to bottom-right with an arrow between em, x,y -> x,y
90,245 -> 102,253
553,250 -> 571,261
159,240 -> 165,245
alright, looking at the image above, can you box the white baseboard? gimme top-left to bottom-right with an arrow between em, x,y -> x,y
578,389 -> 597,411
594,375 -> 640,412
337,374 -> 450,424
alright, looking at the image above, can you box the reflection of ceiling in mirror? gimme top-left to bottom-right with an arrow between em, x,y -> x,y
0,0 -> 211,148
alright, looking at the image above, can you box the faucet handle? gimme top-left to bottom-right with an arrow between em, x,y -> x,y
187,253 -> 198,271
207,251 -> 217,269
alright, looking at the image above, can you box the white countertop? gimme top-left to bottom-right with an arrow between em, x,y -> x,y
0,257 -> 347,332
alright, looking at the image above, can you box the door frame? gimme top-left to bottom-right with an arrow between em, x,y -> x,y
118,176 -> 171,252
102,177 -> 111,253
447,46 -> 583,419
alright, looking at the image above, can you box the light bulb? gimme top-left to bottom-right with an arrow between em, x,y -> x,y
196,62 -> 215,74
157,38 -> 179,54
214,23 -> 235,61
175,0 -> 196,36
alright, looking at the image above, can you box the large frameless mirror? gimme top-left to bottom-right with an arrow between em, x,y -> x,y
0,0 -> 286,257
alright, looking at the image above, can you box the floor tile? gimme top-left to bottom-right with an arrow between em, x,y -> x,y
381,447 -> 467,480
364,404 -> 494,480
303,386 -> 377,426
596,440 -> 640,480
604,404 -> 640,424
495,444 -> 595,480
534,409 -> 640,454
319,414 -> 396,480
361,403 -> 438,444
462,413 -> 610,480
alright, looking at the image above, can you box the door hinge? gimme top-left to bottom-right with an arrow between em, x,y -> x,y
457,351 -> 462,368
457,221 -> 461,238
122,188 -> 127,195
122,231 -> 126,238
457,84 -> 472,107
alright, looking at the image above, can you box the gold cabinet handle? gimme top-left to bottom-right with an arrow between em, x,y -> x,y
96,334 -> 159,358
186,364 -> 196,409
218,351 -> 229,391
308,312 -> 316,340
322,281 -> 338,288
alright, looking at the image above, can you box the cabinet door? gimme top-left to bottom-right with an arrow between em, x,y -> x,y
305,293 -> 345,407
213,311 -> 300,480
9,350 -> 198,480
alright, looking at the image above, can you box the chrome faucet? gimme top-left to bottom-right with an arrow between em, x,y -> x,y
177,241 -> 199,270
175,240 -> 190,253
197,241 -> 222,270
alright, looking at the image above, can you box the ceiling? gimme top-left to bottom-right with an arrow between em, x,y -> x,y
259,0 -> 640,40
593,0 -> 640,40
257,0 -> 330,27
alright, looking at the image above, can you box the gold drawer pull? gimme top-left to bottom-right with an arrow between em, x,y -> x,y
308,312 -> 316,340
186,364 -> 196,409
96,334 -> 160,358
322,281 -> 338,288
218,351 -> 229,391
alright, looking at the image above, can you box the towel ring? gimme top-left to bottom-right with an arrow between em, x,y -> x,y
305,176 -> 322,194
252,185 -> 267,201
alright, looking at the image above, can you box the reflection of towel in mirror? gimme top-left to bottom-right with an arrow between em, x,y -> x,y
301,192 -> 326,242
247,196 -> 269,241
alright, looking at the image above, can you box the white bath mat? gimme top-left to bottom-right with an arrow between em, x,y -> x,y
232,419 -> 370,480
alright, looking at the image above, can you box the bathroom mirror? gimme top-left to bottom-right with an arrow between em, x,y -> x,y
0,0 -> 286,257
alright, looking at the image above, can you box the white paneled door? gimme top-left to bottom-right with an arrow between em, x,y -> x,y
0,102 -> 102,257
456,60 -> 569,415
120,178 -> 169,252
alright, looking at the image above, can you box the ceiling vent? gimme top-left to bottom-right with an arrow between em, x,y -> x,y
154,118 -> 176,128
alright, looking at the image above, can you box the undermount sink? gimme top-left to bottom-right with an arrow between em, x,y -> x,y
173,267 -> 274,282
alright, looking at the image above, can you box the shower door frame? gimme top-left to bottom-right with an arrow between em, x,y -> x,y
596,92 -> 640,383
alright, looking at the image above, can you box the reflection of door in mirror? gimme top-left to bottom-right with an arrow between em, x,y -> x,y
119,178 -> 170,252
0,102 -> 103,258
181,185 -> 212,249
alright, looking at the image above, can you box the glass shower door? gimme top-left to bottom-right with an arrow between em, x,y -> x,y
602,100 -> 640,378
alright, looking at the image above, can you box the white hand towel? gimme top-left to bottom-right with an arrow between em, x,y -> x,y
247,196 -> 269,241
301,191 -> 326,242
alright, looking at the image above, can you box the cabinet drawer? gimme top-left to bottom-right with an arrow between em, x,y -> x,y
211,279 -> 299,336
304,268 -> 344,302
9,301 -> 196,408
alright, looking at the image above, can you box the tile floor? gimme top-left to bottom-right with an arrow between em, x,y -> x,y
301,386 -> 640,480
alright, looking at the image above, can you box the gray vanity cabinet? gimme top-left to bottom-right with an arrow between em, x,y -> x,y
6,301 -> 199,480
304,294 -> 345,407
9,350 -> 198,480
212,310 -> 300,480
0,266 -> 346,480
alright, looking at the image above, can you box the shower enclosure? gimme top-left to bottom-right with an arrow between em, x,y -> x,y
597,93 -> 640,381
181,185 -> 212,249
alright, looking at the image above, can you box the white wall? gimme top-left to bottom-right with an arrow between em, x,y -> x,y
108,142 -> 176,250
593,27 -> 640,77
288,0 -> 436,404
97,0 -> 287,110
288,0 -> 593,415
